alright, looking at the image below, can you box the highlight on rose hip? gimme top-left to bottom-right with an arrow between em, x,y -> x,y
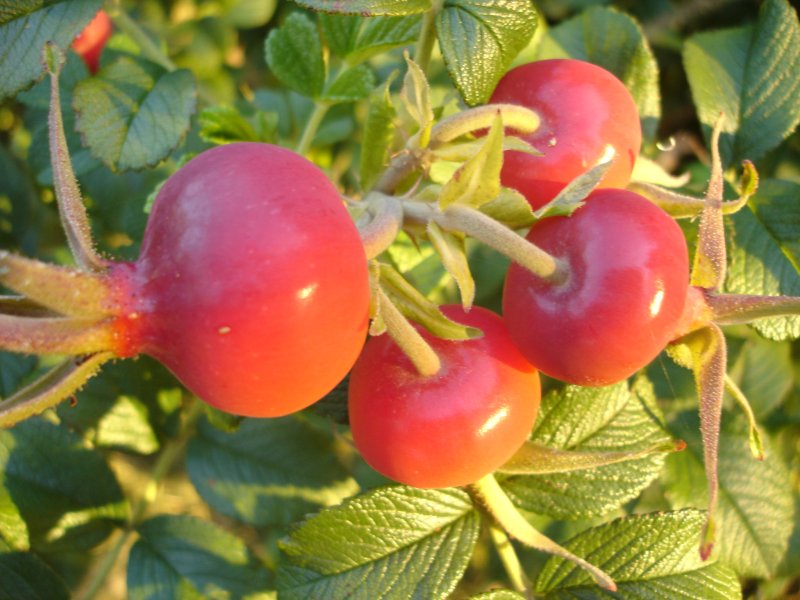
0,1 -> 798,599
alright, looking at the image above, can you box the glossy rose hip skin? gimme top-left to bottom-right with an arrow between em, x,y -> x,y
107,143 -> 371,417
348,305 -> 541,488
489,59 -> 641,209
503,189 -> 689,386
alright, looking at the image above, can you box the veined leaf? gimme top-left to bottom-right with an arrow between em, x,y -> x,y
187,416 -> 358,527
291,0 -> 431,16
265,12 -> 325,98
437,0 -> 537,106
278,486 -> 479,599
663,411 -> 794,578
0,0 -> 102,100
536,510 -> 741,598
725,179 -> 800,340
500,377 -> 671,519
323,64 -> 375,103
73,56 -> 197,171
127,515 -> 272,599
0,541 -> 69,600
683,0 -> 800,165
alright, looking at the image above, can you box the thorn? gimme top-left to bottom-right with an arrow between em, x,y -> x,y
674,439 -> 687,452
69,395 -> 78,407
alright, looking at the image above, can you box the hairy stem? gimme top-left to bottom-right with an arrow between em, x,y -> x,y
296,101 -> 330,156
358,194 -> 404,259
0,252 -> 110,317
0,315 -> 115,356
405,202 -> 568,284
376,286 -> 441,377
708,293 -> 800,324
45,43 -> 105,272
430,104 -> 540,146
413,4 -> 439,74
0,353 -> 113,428
489,524 -> 532,597
468,474 -> 616,591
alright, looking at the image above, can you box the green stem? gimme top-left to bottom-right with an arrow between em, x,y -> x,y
44,44 -> 104,273
0,353 -> 113,429
376,286 -> 441,377
488,524 -> 532,597
105,0 -> 176,71
296,101 -> 330,156
404,202 -> 568,284
429,104 -> 540,146
358,193 -> 404,259
77,399 -> 204,600
468,474 -> 616,592
413,4 -> 440,75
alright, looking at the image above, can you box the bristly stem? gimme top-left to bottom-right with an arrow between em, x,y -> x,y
468,474 -> 617,592
0,353 -> 113,429
708,293 -> 800,324
44,43 -> 105,272
358,193 -> 405,259
0,314 -> 114,356
376,286 -> 441,377
429,104 -> 540,146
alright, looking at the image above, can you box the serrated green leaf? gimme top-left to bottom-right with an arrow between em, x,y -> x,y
277,486 -> 479,600
725,179 -> 800,340
323,64 -> 375,103
471,591 -> 525,600
0,544 -> 69,600
348,15 -> 421,65
536,510 -> 741,598
728,334 -> 794,418
265,12 -> 325,98
360,78 -> 397,190
198,105 -> 260,145
0,419 -> 127,552
187,416 -> 357,527
683,0 -> 800,166
437,0 -> 537,106
439,113 -> 503,209
0,0 -> 102,100
663,411 -> 794,578
127,515 -> 272,600
479,188 -> 535,229
0,480 -> 28,550
319,13 -> 361,56
500,377 -> 671,520
536,6 -> 660,139
73,56 -> 196,171
291,0 -> 431,16
427,221 -> 474,309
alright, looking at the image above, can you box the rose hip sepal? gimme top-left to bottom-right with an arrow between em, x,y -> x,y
0,143 -> 371,419
489,59 -> 641,209
502,188 -> 689,386
72,10 -> 112,74
348,305 -> 541,489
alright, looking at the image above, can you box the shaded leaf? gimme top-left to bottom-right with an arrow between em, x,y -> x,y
73,56 -> 197,171
0,0 -> 101,100
128,515 -> 272,600
187,416 -> 357,527
683,0 -> 800,165
0,542 -> 69,600
291,0 -> 431,16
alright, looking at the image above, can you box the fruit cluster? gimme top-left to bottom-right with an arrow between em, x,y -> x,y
1,25 -> 796,586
